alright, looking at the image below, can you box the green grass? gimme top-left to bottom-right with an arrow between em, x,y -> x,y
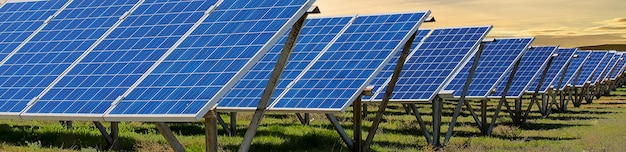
2,88 -> 626,151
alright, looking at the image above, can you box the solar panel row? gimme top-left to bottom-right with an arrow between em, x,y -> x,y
491,46 -> 557,98
558,51 -> 590,90
528,47 -> 575,93
445,38 -> 532,98
610,53 -> 626,80
367,26 -> 492,102
574,51 -> 608,87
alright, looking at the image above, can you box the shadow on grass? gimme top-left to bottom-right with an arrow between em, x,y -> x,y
519,122 -> 591,130
0,124 -> 136,151
222,126 -> 348,151
451,130 -> 580,141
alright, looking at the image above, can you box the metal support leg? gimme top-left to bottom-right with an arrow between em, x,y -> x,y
409,104 -> 432,144
94,121 -> 119,150
238,12 -> 310,152
296,113 -> 310,125
326,114 -> 354,151
353,98 -> 362,152
230,112 -> 237,135
433,99 -> 443,146
205,109 -> 218,152
155,122 -> 185,152
481,99 -> 488,135
216,113 -> 232,135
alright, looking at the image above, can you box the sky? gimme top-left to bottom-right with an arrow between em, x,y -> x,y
1,0 -> 623,47
313,0 -> 626,47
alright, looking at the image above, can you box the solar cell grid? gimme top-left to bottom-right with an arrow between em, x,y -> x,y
24,0 -> 218,116
528,47 -> 575,92
368,26 -> 492,102
218,16 -> 354,110
0,0 -> 137,116
557,51 -> 590,90
364,29 -> 431,100
600,52 -> 620,82
445,38 -> 532,98
574,51 -> 608,86
105,0 -> 314,121
0,0 -> 67,62
610,53 -> 626,80
269,12 -> 429,111
591,52 -> 614,84
491,46 -> 557,98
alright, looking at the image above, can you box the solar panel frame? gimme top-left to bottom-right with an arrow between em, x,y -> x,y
530,47 -> 575,93
217,15 -> 356,111
20,0 -> 220,121
267,12 -> 430,112
590,51 -> 615,85
103,0 -> 316,122
489,46 -> 557,98
573,51 -> 608,87
368,25 -> 493,102
557,51 -> 590,90
446,37 -> 533,99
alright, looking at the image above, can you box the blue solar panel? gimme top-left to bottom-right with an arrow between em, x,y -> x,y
266,12 -> 428,111
591,52 -> 614,84
558,51 -> 590,90
600,52 -> 620,82
23,0 -> 218,116
491,46 -> 557,98
574,51 -> 608,86
610,53 -> 626,80
528,47 -> 575,92
217,16 -> 354,110
0,0 -> 66,62
105,0 -> 315,121
363,29 -> 431,100
0,0 -> 137,115
368,26 -> 492,102
445,38 -> 532,98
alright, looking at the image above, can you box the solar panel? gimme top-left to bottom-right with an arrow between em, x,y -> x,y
104,0 -> 315,121
558,51 -> 591,90
22,0 -> 218,119
363,29 -> 431,100
445,38 -> 532,98
600,52 -> 620,82
217,16 -> 355,110
590,51 -> 615,85
0,0 -> 137,118
528,47 -> 575,93
491,46 -> 557,98
368,26 -> 492,102
610,53 -> 626,80
267,12 -> 429,111
0,0 -> 66,62
574,51 -> 608,86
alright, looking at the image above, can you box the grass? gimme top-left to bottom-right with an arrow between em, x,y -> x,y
2,88 -> 626,151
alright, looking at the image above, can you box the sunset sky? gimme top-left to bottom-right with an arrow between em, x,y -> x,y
1,0 -> 624,47
313,0 -> 626,47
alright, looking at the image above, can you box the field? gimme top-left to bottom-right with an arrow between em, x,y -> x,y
1,88 -> 626,152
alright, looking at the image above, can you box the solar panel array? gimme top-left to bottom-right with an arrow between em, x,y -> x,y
574,51 -> 608,86
367,26 -> 492,102
270,12 -> 429,112
590,52 -> 615,85
23,0 -> 218,119
491,46 -> 557,98
445,38 -> 532,98
527,47 -> 575,92
0,0 -> 317,121
600,52 -> 620,82
1,0 -> 138,118
105,0 -> 315,121
218,16 -> 354,110
610,53 -> 626,80
558,51 -> 590,90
